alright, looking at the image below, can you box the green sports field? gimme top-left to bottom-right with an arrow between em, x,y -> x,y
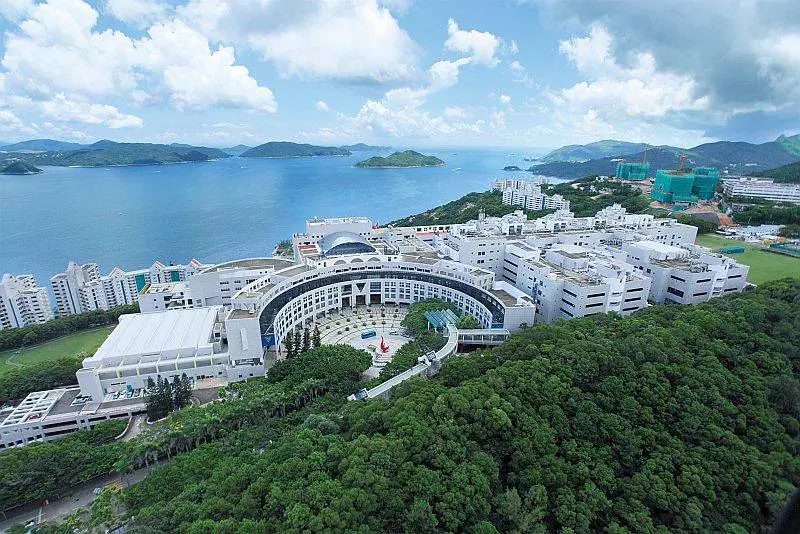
694,234 -> 800,285
0,326 -> 114,376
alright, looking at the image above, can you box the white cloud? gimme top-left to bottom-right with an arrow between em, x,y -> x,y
42,121 -> 92,140
315,100 -> 330,112
443,106 -> 469,119
349,100 -> 483,138
39,94 -> 143,128
509,60 -> 534,88
509,40 -> 519,54
0,0 -> 276,128
753,33 -> 800,99
137,20 -> 276,112
0,0 -> 33,21
106,0 -> 168,27
445,18 -> 501,67
3,0 -> 139,98
185,0 -> 419,83
555,25 -> 709,119
499,94 -> 511,105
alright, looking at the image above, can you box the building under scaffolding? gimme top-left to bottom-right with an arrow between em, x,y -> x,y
651,167 -> 719,204
615,162 -> 650,181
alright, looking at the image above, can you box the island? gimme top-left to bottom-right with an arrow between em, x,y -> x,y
503,165 -> 522,171
339,143 -> 390,152
2,140 -> 229,167
1,161 -> 43,175
355,150 -> 444,168
240,142 -> 351,158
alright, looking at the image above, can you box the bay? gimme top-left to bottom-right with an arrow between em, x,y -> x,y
0,147 -> 551,286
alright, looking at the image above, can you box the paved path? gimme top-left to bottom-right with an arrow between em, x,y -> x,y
0,462 -> 163,532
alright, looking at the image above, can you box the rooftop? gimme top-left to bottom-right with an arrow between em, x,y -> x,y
88,307 -> 222,363
201,258 -> 294,273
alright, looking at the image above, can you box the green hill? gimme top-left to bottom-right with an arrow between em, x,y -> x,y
355,150 -> 444,168
339,143 -> 390,151
776,133 -> 800,157
2,141 -> 229,167
0,139 -> 86,152
241,142 -> 350,158
752,161 -> 800,183
538,140 -> 651,163
530,138 -> 800,179
0,160 -> 43,174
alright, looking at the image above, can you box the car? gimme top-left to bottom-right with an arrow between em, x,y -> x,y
93,487 -> 102,495
389,330 -> 399,335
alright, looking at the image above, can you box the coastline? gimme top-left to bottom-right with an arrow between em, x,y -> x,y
354,163 -> 446,169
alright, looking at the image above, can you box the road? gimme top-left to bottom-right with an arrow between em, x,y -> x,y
0,461 -> 163,531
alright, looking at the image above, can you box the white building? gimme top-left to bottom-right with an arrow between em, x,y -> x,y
0,274 -> 54,329
188,258 -> 295,308
723,177 -> 800,204
75,306 -> 263,402
622,241 -> 749,304
494,178 -> 571,211
50,259 -> 208,316
503,244 -> 651,323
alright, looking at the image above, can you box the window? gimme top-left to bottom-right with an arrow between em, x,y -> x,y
667,287 -> 684,297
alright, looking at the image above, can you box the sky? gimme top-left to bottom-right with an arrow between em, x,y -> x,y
0,0 -> 798,149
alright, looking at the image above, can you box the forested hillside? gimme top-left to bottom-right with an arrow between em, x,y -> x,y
14,279 -> 795,532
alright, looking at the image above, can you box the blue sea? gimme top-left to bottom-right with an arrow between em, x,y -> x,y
0,147 -> 552,286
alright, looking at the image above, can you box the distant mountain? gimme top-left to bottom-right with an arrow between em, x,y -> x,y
537,140 -> 652,163
0,139 -> 86,153
529,135 -> 800,179
1,160 -> 43,175
776,134 -> 800,157
752,161 -> 800,183
1,141 -> 229,167
339,143 -> 390,152
223,144 -> 253,156
355,150 -> 444,168
241,142 -> 351,158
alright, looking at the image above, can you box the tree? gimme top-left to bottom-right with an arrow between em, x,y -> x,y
455,314 -> 480,329
312,326 -> 321,349
284,330 -> 295,358
301,327 -> 311,353
293,330 -> 302,356
145,377 -> 159,422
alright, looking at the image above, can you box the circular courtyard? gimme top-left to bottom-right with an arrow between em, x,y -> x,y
313,304 -> 412,375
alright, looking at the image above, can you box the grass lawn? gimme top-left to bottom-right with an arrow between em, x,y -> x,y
0,326 -> 114,376
695,234 -> 800,285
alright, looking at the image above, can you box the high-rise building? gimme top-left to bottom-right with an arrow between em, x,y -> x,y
50,261 -> 104,317
0,274 -> 54,329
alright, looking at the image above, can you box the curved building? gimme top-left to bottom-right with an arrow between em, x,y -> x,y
226,252 -> 535,361
318,232 -> 376,257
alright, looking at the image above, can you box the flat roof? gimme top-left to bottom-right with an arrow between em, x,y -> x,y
633,240 -> 685,254
90,307 -> 221,361
202,258 -> 294,273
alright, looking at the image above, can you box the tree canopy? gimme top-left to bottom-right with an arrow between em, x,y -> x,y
10,281 -> 800,532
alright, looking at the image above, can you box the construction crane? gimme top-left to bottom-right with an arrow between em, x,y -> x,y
642,147 -> 648,165
677,152 -> 686,172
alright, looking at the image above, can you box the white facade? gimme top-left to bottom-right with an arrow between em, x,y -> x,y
188,258 -> 295,308
622,241 -> 749,304
0,274 -> 54,329
0,387 -> 140,449
76,306 -> 263,402
723,177 -> 800,204
495,179 -> 571,212
50,259 -> 208,316
504,244 -> 651,323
